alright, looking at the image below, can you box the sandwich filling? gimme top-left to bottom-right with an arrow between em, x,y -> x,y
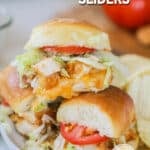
12,47 -> 127,101
0,100 -> 59,150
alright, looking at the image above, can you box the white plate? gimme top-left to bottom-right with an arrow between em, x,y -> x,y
0,136 -> 9,150
0,119 -> 25,150
0,126 -> 19,150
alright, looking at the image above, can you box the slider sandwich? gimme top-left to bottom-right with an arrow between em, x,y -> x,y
55,86 -> 138,150
0,19 -> 130,149
13,18 -> 128,101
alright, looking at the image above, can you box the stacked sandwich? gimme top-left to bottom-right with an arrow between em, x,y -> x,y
0,19 -> 138,150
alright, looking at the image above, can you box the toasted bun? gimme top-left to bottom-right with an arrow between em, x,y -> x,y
57,86 -> 134,138
25,18 -> 111,51
0,66 -> 34,113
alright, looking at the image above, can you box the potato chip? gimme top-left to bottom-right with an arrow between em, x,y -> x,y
120,54 -> 150,148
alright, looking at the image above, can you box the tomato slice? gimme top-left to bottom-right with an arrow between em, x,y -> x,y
41,46 -> 94,54
60,123 -> 108,145
1,99 -> 9,106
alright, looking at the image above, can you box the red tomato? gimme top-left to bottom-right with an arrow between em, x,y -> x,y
60,123 -> 108,145
1,100 -> 9,106
103,0 -> 150,29
41,46 -> 94,54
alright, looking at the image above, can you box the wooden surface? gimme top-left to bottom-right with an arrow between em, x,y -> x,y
56,6 -> 150,58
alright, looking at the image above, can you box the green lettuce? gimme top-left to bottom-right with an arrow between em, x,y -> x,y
104,67 -> 112,88
33,102 -> 47,112
15,49 -> 45,77
53,56 -> 65,66
13,49 -> 45,87
66,143 -> 75,150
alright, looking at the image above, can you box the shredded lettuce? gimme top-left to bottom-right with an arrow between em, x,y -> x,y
95,51 -> 129,77
66,143 -> 76,150
104,67 -> 112,88
53,56 -> 65,66
24,141 -> 44,150
60,68 -> 70,78
33,102 -> 47,112
99,56 -> 113,67
24,141 -> 52,150
13,49 -> 45,78
53,56 -> 70,77
94,51 -> 129,88
34,57 -> 62,77
25,123 -> 51,150
41,142 -> 53,150
72,56 -> 106,69
12,49 -> 46,87
60,55 -> 106,70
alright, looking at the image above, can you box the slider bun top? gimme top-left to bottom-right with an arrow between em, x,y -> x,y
25,18 -> 111,51
57,86 -> 134,138
0,66 -> 33,113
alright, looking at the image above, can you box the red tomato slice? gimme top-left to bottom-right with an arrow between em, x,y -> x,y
1,100 -> 9,106
41,46 -> 94,54
60,123 -> 108,145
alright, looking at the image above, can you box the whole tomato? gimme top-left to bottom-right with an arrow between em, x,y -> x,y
103,0 -> 150,29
